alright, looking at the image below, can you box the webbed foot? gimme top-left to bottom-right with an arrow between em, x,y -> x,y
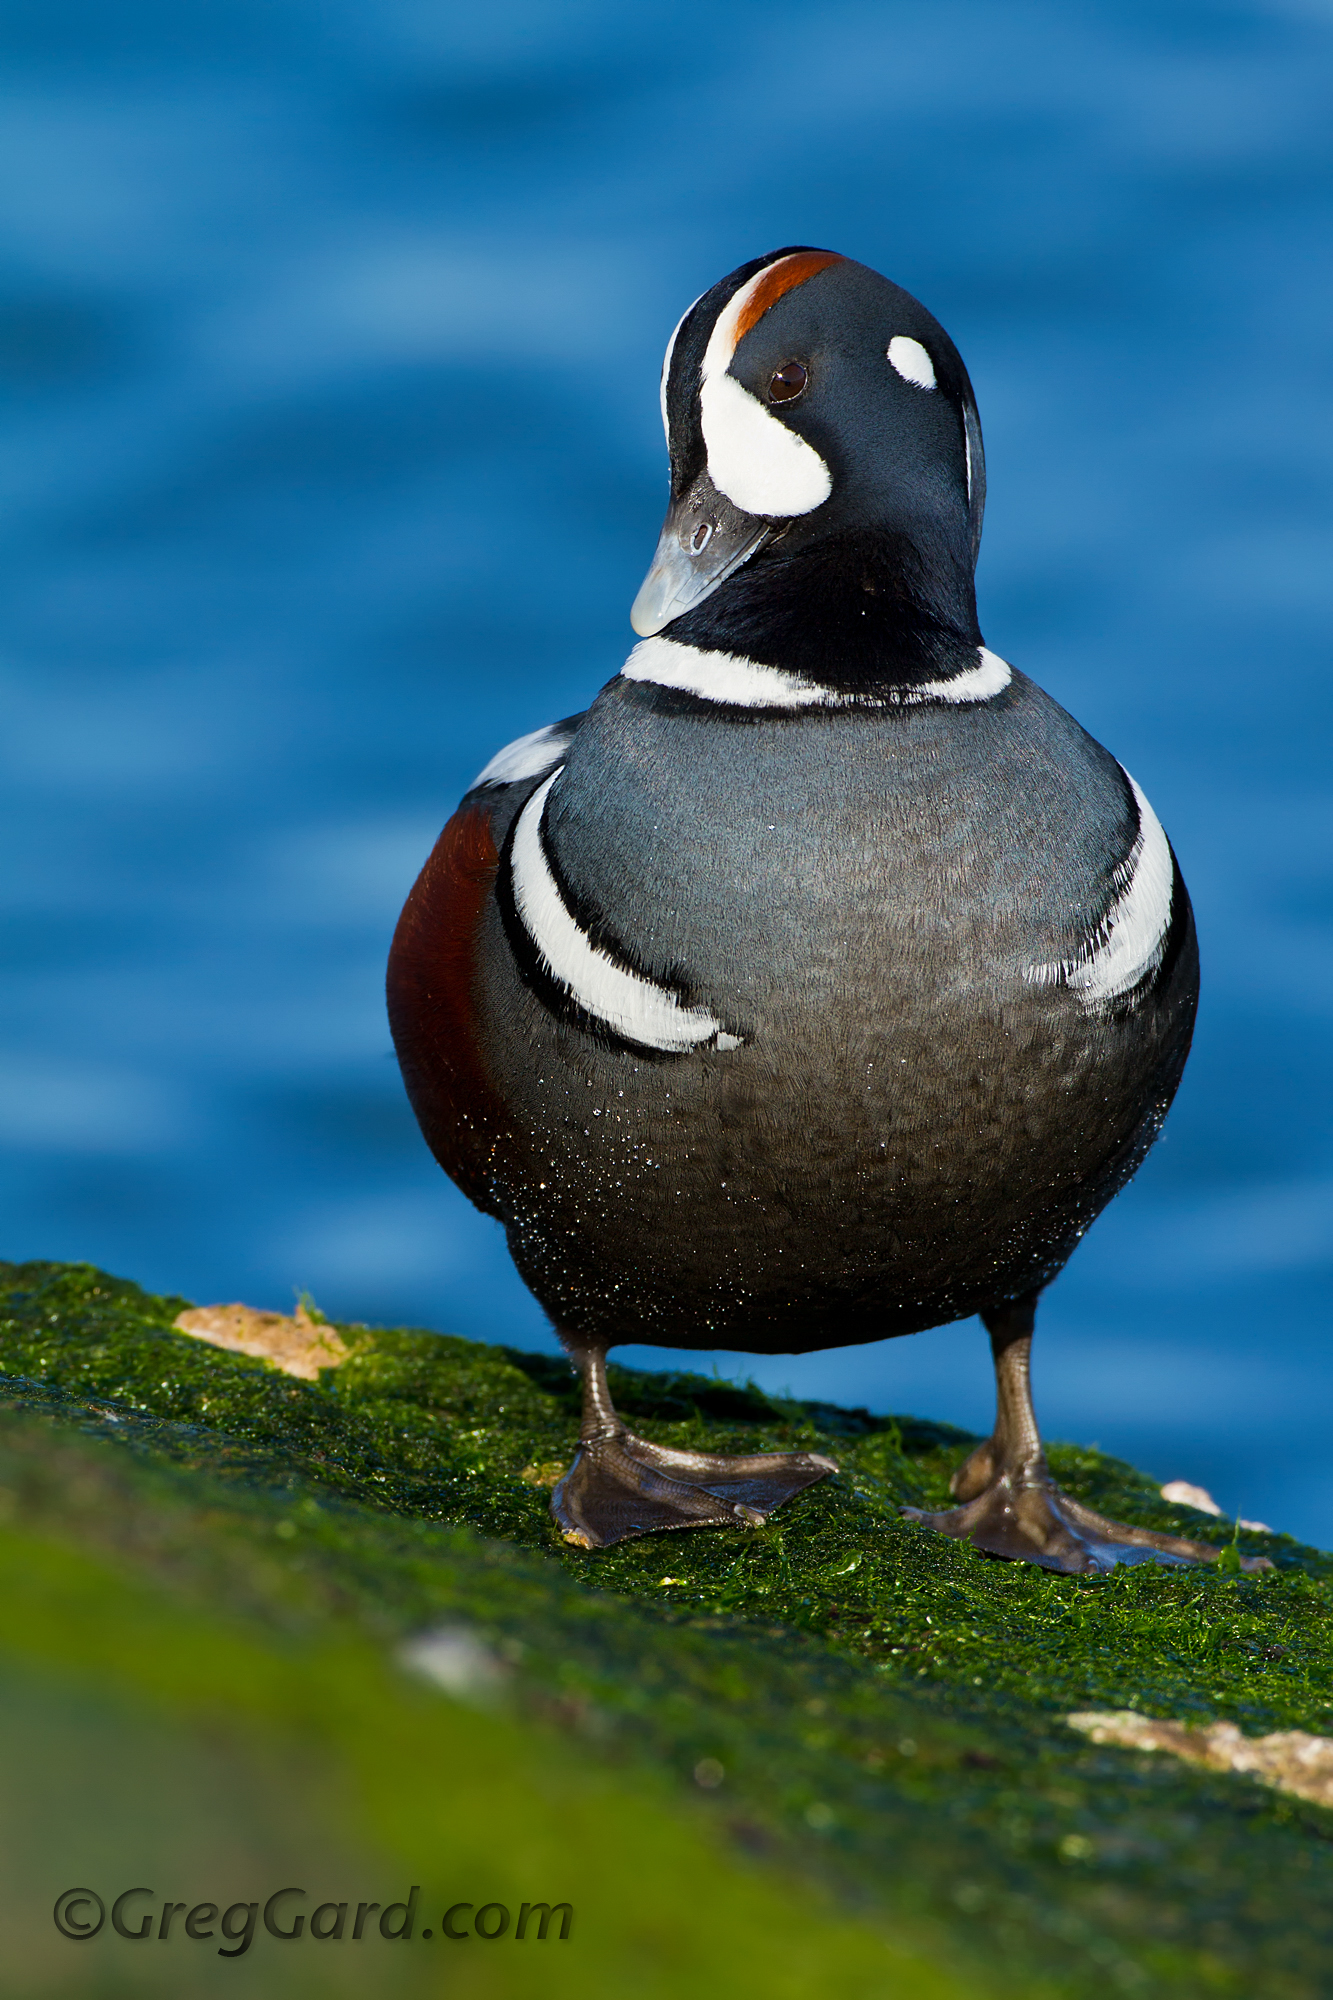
904,1299 -> 1271,1575
903,1465 -> 1256,1573
551,1336 -> 836,1550
553,1430 -> 836,1549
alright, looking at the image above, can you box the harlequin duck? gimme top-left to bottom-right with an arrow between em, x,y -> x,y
388,247 -> 1228,1575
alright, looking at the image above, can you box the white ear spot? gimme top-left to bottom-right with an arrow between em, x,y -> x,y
888,336 -> 936,390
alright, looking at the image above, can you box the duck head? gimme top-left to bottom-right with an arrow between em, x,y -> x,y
631,249 -> 988,693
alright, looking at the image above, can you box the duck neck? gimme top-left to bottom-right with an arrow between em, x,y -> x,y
666,525 -> 983,697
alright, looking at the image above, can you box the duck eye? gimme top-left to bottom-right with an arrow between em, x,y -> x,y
767,361 -> 808,403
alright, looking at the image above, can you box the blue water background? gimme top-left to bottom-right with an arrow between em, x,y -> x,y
2,2 -> 1330,1538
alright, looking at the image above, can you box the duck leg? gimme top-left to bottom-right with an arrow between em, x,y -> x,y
550,1334 -> 837,1550
904,1297 -> 1257,1574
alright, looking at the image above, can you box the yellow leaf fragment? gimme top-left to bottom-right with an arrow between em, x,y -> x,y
173,1303 -> 351,1381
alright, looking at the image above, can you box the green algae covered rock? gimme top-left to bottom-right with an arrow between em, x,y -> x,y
1,1258 -> 1332,1998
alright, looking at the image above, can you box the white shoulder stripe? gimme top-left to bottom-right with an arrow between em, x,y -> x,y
621,636 -> 1012,710
1026,772 -> 1175,1004
509,770 -> 741,1054
471,720 -> 574,791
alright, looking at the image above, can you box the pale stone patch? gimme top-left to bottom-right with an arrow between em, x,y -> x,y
173,1302 -> 350,1380
1161,1478 -> 1223,1515
1160,1479 -> 1271,1533
1066,1711 -> 1333,1809
398,1625 -> 507,1704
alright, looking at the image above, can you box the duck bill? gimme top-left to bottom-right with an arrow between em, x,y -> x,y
629,474 -> 776,637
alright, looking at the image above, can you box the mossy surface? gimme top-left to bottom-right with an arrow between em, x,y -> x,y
2,1259 -> 1332,1997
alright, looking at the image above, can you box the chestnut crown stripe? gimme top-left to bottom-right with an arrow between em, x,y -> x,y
720,249 -> 846,359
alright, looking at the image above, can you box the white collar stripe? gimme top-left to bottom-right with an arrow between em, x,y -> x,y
621,636 -> 1012,710
623,637 -> 835,709
933,648 -> 1011,703
509,770 -> 739,1053
1026,772 -> 1174,1004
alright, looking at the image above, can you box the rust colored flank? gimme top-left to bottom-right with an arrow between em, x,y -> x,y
387,800 -> 505,1209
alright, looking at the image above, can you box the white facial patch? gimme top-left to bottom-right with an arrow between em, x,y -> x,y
698,265 -> 833,518
1025,772 -> 1175,1005
622,636 -> 1012,710
509,769 -> 741,1053
888,336 -> 936,390
470,720 -> 574,791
